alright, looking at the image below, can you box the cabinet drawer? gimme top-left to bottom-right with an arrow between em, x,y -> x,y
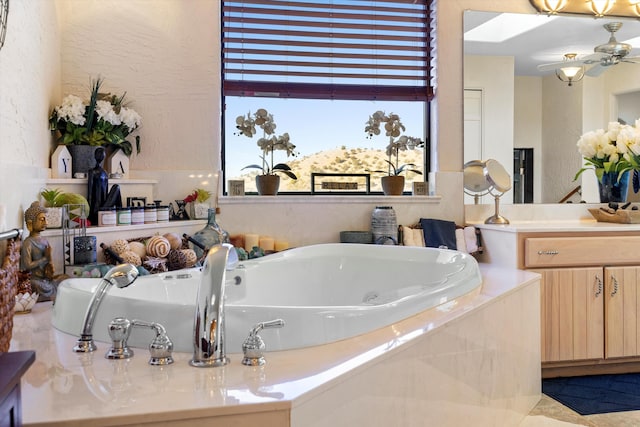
524,236 -> 640,268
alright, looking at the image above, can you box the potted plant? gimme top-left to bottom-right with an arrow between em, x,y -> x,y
40,188 -> 65,228
364,111 -> 424,195
184,188 -> 213,219
49,77 -> 142,176
39,188 -> 90,228
235,108 -> 297,195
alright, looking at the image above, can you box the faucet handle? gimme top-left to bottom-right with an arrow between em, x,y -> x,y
131,319 -> 174,365
105,317 -> 134,360
242,319 -> 285,366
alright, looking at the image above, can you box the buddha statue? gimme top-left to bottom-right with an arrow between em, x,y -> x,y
21,201 -> 64,301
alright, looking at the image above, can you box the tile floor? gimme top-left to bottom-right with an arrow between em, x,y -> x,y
520,395 -> 640,426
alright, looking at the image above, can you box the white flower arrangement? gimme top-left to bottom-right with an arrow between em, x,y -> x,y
365,111 -> 424,176
49,77 -> 142,156
235,108 -> 297,179
575,121 -> 640,182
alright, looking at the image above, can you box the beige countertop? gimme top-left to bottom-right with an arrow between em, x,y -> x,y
9,264 -> 539,426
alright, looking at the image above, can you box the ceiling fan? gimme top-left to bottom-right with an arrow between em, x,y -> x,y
538,22 -> 640,77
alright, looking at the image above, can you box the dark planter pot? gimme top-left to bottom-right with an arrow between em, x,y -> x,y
256,175 -> 280,195
67,145 -> 103,177
381,175 -> 405,195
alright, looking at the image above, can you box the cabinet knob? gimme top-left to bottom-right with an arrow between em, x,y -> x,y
611,276 -> 619,297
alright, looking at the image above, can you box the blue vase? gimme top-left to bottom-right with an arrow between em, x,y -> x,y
598,171 -> 630,203
189,208 -> 230,259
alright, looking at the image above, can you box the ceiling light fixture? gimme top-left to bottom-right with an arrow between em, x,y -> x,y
589,0 -> 616,16
530,0 -> 639,17
539,0 -> 568,14
555,53 -> 585,86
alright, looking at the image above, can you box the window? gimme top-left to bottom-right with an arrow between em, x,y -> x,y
222,0 -> 435,194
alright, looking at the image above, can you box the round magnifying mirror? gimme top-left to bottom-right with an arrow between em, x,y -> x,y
484,159 -> 512,194
463,160 -> 491,193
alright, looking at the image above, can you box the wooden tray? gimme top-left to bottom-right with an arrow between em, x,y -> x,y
588,208 -> 640,224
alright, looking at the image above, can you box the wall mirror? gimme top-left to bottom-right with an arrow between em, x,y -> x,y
464,10 -> 640,205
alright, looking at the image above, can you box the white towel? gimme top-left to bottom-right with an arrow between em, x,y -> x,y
464,226 -> 478,253
455,229 -> 467,253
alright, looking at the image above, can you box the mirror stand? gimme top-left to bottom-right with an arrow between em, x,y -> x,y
485,192 -> 509,224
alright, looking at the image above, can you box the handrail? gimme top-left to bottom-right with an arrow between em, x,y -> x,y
0,228 -> 22,242
558,185 -> 581,204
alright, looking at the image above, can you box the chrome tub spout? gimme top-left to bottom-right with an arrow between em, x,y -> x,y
73,264 -> 139,353
190,243 -> 239,367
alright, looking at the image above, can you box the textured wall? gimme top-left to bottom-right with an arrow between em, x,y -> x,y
0,0 -> 60,229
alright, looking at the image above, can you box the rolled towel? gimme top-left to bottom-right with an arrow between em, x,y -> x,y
464,226 -> 478,253
402,225 -> 417,246
455,229 -> 468,253
402,226 -> 426,247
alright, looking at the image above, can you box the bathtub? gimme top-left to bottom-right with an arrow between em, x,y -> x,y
52,243 -> 482,353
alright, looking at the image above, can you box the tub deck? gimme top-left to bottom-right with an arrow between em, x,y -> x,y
10,264 -> 541,427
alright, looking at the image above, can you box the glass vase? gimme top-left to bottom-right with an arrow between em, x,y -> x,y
598,170 -> 630,203
190,208 -> 230,259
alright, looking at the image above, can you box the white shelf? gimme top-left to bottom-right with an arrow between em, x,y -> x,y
46,178 -> 158,185
41,219 -> 206,237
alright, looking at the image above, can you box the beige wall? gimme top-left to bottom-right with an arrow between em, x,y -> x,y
0,0 -> 545,246
463,55 -> 515,203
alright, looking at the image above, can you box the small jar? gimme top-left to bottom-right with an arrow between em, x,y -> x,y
144,205 -> 157,224
98,207 -> 117,227
116,207 -> 131,226
156,205 -> 170,222
130,206 -> 144,225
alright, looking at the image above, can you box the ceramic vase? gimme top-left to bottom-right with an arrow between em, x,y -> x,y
190,202 -> 210,220
598,170 -> 630,203
371,206 -> 398,245
381,175 -> 405,196
67,145 -> 102,177
256,175 -> 280,195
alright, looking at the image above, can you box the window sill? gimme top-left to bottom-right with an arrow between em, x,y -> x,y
219,195 -> 442,205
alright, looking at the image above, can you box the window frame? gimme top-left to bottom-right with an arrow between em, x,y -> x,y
221,0 -> 435,195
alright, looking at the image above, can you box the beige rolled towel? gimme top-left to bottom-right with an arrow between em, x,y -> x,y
464,226 -> 478,253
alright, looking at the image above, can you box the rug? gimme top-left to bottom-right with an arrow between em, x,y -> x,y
542,373 -> 640,415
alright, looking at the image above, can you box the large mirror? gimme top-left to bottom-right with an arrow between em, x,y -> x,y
464,10 -> 640,204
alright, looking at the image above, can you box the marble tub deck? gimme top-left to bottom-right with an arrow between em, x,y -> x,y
9,263 -> 541,426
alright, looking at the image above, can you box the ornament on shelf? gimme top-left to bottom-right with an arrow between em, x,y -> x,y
106,149 -> 130,179
51,145 -> 73,179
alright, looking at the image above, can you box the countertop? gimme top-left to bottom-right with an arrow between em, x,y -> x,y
470,219 -> 640,233
9,264 -> 540,426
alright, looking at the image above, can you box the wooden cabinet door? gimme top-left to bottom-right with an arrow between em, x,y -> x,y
536,267 -> 604,363
605,266 -> 640,359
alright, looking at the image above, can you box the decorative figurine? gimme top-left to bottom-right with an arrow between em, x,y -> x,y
87,147 -> 109,225
21,201 -> 65,301
171,200 -> 190,220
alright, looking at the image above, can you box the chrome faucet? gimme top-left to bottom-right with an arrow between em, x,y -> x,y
190,243 -> 239,367
73,264 -> 139,353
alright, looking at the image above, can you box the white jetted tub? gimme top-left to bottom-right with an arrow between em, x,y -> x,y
52,243 -> 482,353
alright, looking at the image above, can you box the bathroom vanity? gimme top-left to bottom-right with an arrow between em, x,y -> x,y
475,219 -> 640,377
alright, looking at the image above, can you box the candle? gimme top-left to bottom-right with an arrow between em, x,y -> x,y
229,234 -> 244,249
259,236 -> 275,252
275,240 -> 289,251
244,234 -> 260,252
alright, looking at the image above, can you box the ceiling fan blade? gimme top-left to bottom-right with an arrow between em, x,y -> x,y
621,56 -> 640,64
585,64 -> 608,77
537,53 -> 605,72
537,60 -> 585,72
